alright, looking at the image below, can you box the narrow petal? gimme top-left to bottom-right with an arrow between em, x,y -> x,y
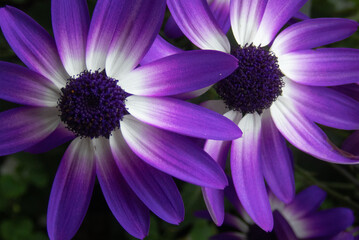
0,107 -> 59,156
342,131 -> 359,155
253,0 -> 307,46
283,79 -> 359,130
231,113 -> 273,231
126,95 -> 242,140
230,0 -> 268,46
25,123 -> 75,154
110,130 -> 184,224
0,6 -> 68,88
273,211 -> 298,240
119,50 -> 238,96
271,98 -> 359,164
272,18 -> 359,56
105,0 -> 166,78
52,0 -> 90,76
283,186 -> 326,220
209,0 -> 231,34
120,115 -> 228,188
261,110 -> 295,204
140,35 -> 183,65
47,138 -> 96,240
279,48 -> 359,86
0,62 -> 60,107
167,0 -> 230,52
93,138 -> 150,239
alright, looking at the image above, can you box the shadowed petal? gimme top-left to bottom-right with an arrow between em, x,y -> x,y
120,115 -> 228,188
261,110 -> 295,204
167,0 -> 230,52
105,0 -> 166,78
342,131 -> 359,155
271,97 -> 359,164
119,50 -> 238,96
47,138 -> 96,240
272,18 -> 359,56
253,0 -> 307,46
0,107 -> 59,156
0,6 -> 68,88
211,232 -> 245,240
332,84 -> 359,102
231,113 -> 273,231
52,0 -> 90,76
0,62 -> 60,107
279,48 -> 359,86
273,211 -> 298,240
126,95 -> 242,140
93,138 -> 150,239
110,130 -> 184,224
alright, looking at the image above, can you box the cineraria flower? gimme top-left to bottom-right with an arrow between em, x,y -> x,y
0,0 -> 242,239
198,185 -> 355,240
147,0 -> 359,231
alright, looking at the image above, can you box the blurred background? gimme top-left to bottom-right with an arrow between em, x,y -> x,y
1,0 -> 359,239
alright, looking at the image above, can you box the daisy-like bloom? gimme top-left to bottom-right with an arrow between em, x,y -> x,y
147,0 -> 359,231
0,0 -> 243,239
198,184 -> 355,240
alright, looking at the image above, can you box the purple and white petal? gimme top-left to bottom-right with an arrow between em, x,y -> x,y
105,0 -> 166,78
253,0 -> 307,46
0,62 -> 60,107
93,138 -> 150,239
231,113 -> 273,231
141,35 -> 183,65
209,0 -> 231,34
291,208 -> 354,239
126,95 -> 242,140
230,0 -> 268,46
261,110 -> 295,204
167,0 -> 230,52
271,98 -> 359,164
342,131 -> 359,156
283,79 -> 359,130
0,107 -> 59,156
47,138 -> 96,240
110,130 -> 184,225
52,0 -> 90,76
120,115 -> 228,189
273,211 -> 298,240
119,50 -> 238,96
279,48 -> 359,86
272,18 -> 359,56
0,6 -> 68,88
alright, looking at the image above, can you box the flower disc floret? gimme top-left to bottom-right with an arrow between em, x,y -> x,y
58,70 -> 129,139
215,45 -> 284,114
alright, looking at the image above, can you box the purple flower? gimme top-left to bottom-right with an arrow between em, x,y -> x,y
198,185 -> 355,240
153,0 -> 359,232
0,1 -> 242,239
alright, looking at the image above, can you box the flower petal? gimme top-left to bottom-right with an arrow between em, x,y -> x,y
0,107 -> 59,156
283,79 -> 359,130
52,0 -> 90,76
230,0 -> 268,46
0,62 -> 60,107
167,0 -> 230,52
272,18 -> 359,56
231,113 -> 273,231
271,97 -> 359,164
273,211 -> 298,240
126,95 -> 242,140
200,100 -> 228,115
47,138 -> 96,240
93,137 -> 150,239
261,110 -> 295,204
110,130 -> 184,225
120,115 -> 228,188
119,50 -> 238,96
253,0 -> 307,46
333,84 -> 359,102
342,131 -> 359,155
279,48 -> 359,86
209,0 -> 231,34
211,232 -> 245,240
164,16 -> 184,39
105,0 -> 166,78
0,6 -> 68,88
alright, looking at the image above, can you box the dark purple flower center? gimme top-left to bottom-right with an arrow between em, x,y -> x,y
215,44 -> 284,114
57,70 -> 129,139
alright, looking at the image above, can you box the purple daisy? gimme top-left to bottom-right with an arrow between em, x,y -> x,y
198,184 -> 355,240
0,0 -> 243,239
144,0 -> 359,231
